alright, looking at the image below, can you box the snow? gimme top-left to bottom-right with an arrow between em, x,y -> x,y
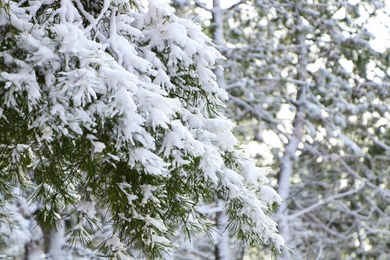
77,201 -> 97,218
223,168 -> 244,185
271,234 -> 285,252
162,120 -> 208,160
49,223 -> 65,259
243,162 -> 269,185
105,235 -> 126,252
339,133 -> 363,155
0,0 -> 285,258
215,206 -> 231,260
118,183 -> 139,203
145,215 -> 168,232
131,147 -> 169,176
261,185 -> 282,205
0,202 -> 32,255
152,234 -> 171,245
141,184 -> 158,204
199,146 -> 223,183
41,126 -> 54,141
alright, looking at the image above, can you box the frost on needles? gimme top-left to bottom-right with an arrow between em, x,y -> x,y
0,0 -> 284,258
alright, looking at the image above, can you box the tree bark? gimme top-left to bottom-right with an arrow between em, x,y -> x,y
277,1 -> 308,258
210,1 -> 230,259
215,205 -> 230,260
211,0 -> 226,89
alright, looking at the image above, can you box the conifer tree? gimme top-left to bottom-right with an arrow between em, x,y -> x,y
0,0 -> 283,258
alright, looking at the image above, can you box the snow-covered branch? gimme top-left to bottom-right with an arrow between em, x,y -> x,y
287,184 -> 364,220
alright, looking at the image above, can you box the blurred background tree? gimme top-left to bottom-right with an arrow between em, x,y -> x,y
171,0 -> 390,259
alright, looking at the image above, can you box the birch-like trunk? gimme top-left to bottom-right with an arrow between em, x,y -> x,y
277,2 -> 308,258
211,1 -> 230,259
212,0 -> 226,89
46,221 -> 65,259
215,205 -> 230,260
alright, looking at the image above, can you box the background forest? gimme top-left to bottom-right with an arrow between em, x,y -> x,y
171,0 -> 390,259
1,0 -> 390,259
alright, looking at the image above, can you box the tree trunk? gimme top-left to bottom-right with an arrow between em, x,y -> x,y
277,1 -> 308,258
44,220 -> 65,259
215,203 -> 230,260
211,0 -> 226,89
211,2 -> 230,259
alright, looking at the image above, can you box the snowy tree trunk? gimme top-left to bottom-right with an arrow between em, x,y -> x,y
25,225 -> 44,260
47,221 -> 65,259
210,1 -> 230,259
211,0 -> 226,89
233,241 -> 245,260
277,2 -> 307,258
215,205 -> 230,260
212,0 -> 223,44
277,105 -> 304,248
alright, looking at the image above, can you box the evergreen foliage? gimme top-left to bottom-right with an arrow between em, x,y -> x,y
0,0 -> 283,258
